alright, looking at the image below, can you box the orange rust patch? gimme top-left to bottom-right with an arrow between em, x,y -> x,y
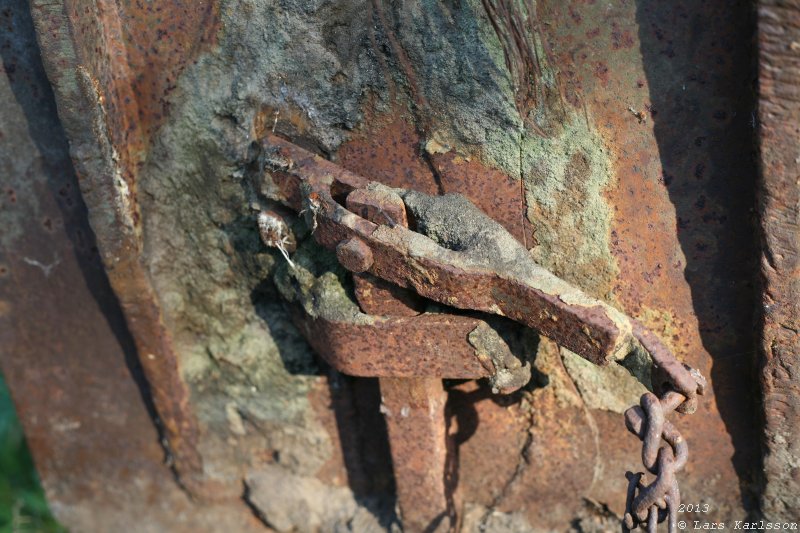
537,0 -> 758,516
452,340 -> 598,527
337,114 -> 440,195
446,380 -> 525,508
338,110 -> 532,245
118,1 -> 219,144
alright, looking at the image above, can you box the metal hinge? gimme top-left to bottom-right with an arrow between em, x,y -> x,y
255,134 -> 706,533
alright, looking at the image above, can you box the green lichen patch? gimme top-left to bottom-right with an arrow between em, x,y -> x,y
272,239 -> 367,325
133,0 -> 389,489
560,349 -> 647,414
521,116 -> 618,300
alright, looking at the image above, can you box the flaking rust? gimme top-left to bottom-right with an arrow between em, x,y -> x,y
270,233 -> 520,382
21,0 -> 751,527
268,186 -> 539,531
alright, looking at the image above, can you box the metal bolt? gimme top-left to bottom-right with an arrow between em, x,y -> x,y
336,237 -> 373,273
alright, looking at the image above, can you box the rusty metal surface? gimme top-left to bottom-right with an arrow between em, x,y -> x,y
291,308 -> 493,379
353,274 -> 425,316
337,116 -> 442,197
461,339 -> 603,530
499,0 -> 759,523
270,131 -> 709,531
632,322 -> 704,415
335,237 -> 374,274
348,185 -> 422,316
346,185 -> 410,229
264,134 -> 703,406
0,3 -> 262,530
264,136 -> 669,369
21,0 -> 764,529
59,0 -> 219,183
430,152 -> 533,247
757,0 -> 800,519
355,196 -> 455,532
29,0 -> 209,495
337,111 -> 533,245
380,377 -> 454,533
263,136 -> 707,409
325,1 -> 759,524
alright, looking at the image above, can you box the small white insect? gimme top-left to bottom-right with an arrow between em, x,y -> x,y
300,191 -> 322,232
257,211 -> 296,268
628,106 -> 646,124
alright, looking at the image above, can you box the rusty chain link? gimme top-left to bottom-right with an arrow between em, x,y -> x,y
623,363 -> 707,533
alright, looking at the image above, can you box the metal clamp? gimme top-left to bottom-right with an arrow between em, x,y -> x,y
256,134 -> 706,532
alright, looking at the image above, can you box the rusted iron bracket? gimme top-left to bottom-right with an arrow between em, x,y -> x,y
271,185 -> 531,530
286,306 -> 528,389
258,134 -> 700,406
256,134 -> 705,532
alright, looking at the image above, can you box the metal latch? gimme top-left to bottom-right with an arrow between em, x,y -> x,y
256,135 -> 706,533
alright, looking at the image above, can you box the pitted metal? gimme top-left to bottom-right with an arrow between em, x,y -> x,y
258,135 -> 700,395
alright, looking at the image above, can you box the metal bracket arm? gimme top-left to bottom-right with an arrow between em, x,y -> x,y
258,134 -> 702,409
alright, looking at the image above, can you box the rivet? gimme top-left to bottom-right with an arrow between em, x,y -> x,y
336,237 -> 373,273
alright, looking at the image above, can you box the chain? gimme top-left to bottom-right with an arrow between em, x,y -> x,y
623,368 -> 707,533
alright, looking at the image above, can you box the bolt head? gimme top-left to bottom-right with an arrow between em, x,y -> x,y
336,237 -> 373,273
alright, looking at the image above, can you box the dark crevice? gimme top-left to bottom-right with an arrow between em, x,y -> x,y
477,411 -> 534,528
241,481 -> 275,530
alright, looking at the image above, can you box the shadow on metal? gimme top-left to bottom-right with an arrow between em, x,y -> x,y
635,0 -> 761,513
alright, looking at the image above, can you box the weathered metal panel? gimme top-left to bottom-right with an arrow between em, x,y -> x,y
0,1 -> 263,530
28,0 -> 208,495
528,0 -> 759,523
757,0 -> 800,520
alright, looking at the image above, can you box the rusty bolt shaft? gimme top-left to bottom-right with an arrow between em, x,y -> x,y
350,187 -> 457,532
381,377 -> 454,532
